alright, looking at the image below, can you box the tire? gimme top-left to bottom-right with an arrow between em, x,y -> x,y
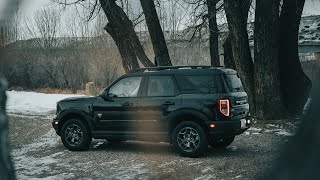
61,119 -> 92,151
210,136 -> 235,149
172,121 -> 208,158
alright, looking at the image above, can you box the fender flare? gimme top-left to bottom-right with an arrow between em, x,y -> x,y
58,108 -> 94,131
167,108 -> 210,133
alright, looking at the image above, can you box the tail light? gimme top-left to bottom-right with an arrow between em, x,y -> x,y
219,99 -> 230,117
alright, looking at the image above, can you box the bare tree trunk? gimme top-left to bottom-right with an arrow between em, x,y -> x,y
0,77 -> 15,179
139,0 -> 172,66
223,35 -> 235,69
131,33 -> 155,67
279,0 -> 311,115
100,0 -> 140,72
223,0 -> 251,70
207,0 -> 220,66
104,23 -> 139,72
254,0 -> 287,119
224,0 -> 255,109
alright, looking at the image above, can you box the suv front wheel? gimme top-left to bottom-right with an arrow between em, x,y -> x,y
61,119 -> 92,151
172,121 -> 208,157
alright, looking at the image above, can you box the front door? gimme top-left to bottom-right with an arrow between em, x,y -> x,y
92,76 -> 143,133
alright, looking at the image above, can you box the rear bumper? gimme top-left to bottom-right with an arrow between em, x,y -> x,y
207,118 -> 251,139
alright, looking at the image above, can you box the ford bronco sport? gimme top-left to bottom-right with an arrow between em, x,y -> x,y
52,66 -> 251,157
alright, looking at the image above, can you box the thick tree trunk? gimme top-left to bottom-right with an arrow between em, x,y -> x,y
223,0 -> 251,70
0,77 -> 16,179
279,0 -> 311,114
100,0 -> 139,72
223,35 -> 235,69
113,1 -> 154,68
139,0 -> 172,66
100,0 -> 154,72
131,34 -> 155,67
104,23 -> 138,72
224,0 -> 255,109
207,0 -> 220,66
254,0 -> 287,119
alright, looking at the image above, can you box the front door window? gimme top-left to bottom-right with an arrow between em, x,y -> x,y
109,76 -> 142,97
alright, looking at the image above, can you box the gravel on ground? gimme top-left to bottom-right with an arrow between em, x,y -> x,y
8,113 -> 293,180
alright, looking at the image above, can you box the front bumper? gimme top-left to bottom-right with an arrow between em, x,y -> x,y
207,118 -> 251,139
52,114 -> 60,135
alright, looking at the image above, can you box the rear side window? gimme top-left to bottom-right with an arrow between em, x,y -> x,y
147,76 -> 175,97
175,75 -> 223,94
224,74 -> 244,92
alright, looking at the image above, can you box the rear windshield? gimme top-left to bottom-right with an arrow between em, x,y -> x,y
175,75 -> 223,94
225,74 -> 244,92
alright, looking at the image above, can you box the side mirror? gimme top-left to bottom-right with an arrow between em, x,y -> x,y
99,91 -> 115,101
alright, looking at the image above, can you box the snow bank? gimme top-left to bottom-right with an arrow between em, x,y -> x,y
6,91 -> 84,115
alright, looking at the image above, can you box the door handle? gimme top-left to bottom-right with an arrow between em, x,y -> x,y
122,102 -> 133,106
162,102 -> 175,105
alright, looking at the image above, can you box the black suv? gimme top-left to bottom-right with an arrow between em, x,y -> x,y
52,66 -> 251,157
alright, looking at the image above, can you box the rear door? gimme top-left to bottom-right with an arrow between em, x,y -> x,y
136,75 -> 181,134
175,74 -> 224,120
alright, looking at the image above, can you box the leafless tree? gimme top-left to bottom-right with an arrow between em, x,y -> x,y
24,8 -> 61,88
224,0 -> 255,109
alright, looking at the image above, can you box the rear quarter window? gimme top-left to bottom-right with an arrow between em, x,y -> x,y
175,75 -> 224,94
224,74 -> 244,92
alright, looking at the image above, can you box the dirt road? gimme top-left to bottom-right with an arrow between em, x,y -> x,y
8,113 -> 293,180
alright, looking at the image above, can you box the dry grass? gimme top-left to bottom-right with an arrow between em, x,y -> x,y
35,88 -> 85,95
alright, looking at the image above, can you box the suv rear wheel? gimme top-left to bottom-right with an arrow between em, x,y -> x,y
61,119 -> 92,151
172,121 -> 208,157
210,136 -> 235,149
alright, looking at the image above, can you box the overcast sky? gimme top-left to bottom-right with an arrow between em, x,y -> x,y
20,0 -> 320,15
12,0 -> 320,39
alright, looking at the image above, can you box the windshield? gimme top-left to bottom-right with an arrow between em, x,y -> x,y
225,74 -> 244,92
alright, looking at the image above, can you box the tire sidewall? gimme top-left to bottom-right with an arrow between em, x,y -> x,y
61,119 -> 91,151
172,121 -> 208,158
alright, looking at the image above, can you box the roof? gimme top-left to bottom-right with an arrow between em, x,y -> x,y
126,66 -> 237,76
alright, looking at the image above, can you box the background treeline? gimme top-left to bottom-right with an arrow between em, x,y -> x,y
1,6 -> 319,90
1,0 -> 320,119
0,4 -> 215,90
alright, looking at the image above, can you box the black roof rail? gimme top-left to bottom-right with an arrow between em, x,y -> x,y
128,65 -> 215,73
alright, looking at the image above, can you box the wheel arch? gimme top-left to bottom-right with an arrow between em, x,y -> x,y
168,109 -> 209,137
58,109 -> 93,135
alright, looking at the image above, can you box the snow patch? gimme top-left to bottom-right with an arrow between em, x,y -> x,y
6,90 -> 84,115
229,146 -> 238,151
275,130 -> 293,137
12,129 -> 73,179
109,164 -> 148,179
201,167 -> 212,174
158,160 -> 177,168
189,161 -> 203,166
194,174 -> 215,180
235,175 -> 242,179
248,127 -> 262,132
13,129 -> 60,157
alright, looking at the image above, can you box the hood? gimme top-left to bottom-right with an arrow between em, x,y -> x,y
58,96 -> 96,103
